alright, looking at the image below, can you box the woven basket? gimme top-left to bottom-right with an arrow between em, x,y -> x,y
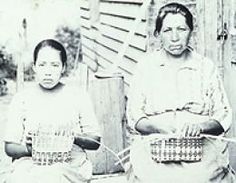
150,137 -> 203,163
31,128 -> 74,166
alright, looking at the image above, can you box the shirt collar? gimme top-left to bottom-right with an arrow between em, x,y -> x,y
154,49 -> 200,71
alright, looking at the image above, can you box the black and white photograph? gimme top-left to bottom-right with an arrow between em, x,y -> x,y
0,0 -> 236,182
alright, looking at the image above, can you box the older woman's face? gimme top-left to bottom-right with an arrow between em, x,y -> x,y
160,13 -> 191,57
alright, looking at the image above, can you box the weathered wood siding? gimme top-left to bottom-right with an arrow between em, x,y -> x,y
79,0 -> 147,94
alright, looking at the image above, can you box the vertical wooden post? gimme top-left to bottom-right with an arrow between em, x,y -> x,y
197,0 -> 225,73
16,18 -> 27,92
196,0 -> 205,56
16,53 -> 24,92
146,0 -> 158,52
88,76 -> 126,174
216,0 -> 226,77
204,0 -> 218,63
224,0 -> 236,170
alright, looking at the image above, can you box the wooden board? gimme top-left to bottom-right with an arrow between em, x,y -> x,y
80,17 -> 91,29
80,8 -> 90,19
102,0 -> 143,3
100,1 -> 145,19
100,14 -> 146,36
79,0 -> 90,9
82,52 -> 99,71
97,34 -> 146,61
88,77 -> 126,174
100,24 -> 147,51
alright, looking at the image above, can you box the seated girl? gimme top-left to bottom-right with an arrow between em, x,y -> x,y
4,39 -> 101,183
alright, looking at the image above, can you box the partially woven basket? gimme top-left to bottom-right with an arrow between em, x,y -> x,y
150,137 -> 203,163
31,127 -> 74,166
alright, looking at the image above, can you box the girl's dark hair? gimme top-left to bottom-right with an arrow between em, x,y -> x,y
33,39 -> 67,66
154,3 -> 193,35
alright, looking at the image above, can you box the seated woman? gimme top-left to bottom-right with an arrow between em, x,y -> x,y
127,3 -> 235,183
4,39 -> 101,183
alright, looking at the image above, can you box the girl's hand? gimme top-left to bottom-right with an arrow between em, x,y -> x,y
25,132 -> 33,155
26,132 -> 33,145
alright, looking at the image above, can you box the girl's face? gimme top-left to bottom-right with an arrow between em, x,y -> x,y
160,13 -> 191,57
34,46 -> 64,89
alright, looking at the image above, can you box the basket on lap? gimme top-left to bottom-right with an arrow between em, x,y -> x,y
149,136 -> 203,163
31,124 -> 75,166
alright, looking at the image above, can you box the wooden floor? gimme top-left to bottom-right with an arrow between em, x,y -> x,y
91,174 -> 127,183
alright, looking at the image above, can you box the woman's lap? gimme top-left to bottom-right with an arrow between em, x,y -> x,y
128,138 -> 236,183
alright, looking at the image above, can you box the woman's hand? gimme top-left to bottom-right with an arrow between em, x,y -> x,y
180,120 -> 224,137
181,123 -> 202,137
135,117 -> 176,135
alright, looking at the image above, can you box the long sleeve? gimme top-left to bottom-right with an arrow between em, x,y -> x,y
208,65 -> 232,132
4,92 -> 25,144
127,63 -> 148,133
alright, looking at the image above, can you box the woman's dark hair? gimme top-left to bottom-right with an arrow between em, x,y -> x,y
33,39 -> 67,66
154,3 -> 193,35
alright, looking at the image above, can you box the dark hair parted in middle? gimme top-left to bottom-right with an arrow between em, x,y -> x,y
33,39 -> 67,66
154,3 -> 193,35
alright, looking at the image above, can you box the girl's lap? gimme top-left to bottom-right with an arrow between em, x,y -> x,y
6,157 -> 90,183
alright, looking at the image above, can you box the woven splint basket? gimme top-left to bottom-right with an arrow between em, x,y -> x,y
150,137 -> 203,163
31,127 -> 74,166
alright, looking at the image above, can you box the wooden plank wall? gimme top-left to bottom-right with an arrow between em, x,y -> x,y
79,0 -> 147,94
